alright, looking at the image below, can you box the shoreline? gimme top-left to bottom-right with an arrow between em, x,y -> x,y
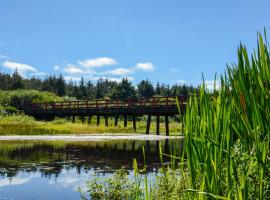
0,134 -> 184,141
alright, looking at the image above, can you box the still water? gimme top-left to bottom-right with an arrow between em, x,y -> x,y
0,138 -> 183,200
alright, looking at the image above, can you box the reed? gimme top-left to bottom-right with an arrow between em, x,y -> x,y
182,31 -> 270,199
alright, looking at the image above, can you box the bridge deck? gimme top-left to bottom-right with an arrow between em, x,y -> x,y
24,96 -> 186,117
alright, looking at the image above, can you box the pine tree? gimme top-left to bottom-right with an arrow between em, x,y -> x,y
10,69 -> 24,89
111,78 -> 136,99
137,79 -> 154,98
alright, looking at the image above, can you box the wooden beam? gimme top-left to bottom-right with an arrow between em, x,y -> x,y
124,115 -> 127,127
156,115 -> 160,135
114,116 -> 118,127
146,115 -> 151,134
105,116 -> 108,126
132,116 -> 136,131
97,115 -> 100,126
81,116 -> 85,124
165,115 -> 169,136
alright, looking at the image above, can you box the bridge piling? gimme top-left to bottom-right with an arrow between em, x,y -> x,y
146,115 -> 151,134
105,116 -> 108,126
132,116 -> 136,131
156,116 -> 160,135
165,116 -> 169,136
97,115 -> 100,126
72,115 -> 75,123
81,116 -> 85,124
114,116 -> 118,127
124,116 -> 127,127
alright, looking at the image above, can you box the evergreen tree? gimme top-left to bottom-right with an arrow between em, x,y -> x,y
78,77 -> 87,99
155,82 -> 161,96
111,78 -> 136,99
55,75 -> 66,96
95,80 -> 103,99
10,69 -> 24,89
137,79 -> 154,97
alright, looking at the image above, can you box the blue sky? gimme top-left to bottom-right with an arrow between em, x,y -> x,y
0,0 -> 269,87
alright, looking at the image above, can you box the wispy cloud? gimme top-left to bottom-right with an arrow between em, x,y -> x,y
134,62 -> 154,71
78,57 -> 117,68
205,80 -> 221,91
175,79 -> 186,84
104,67 -> 133,76
63,64 -> 96,75
63,75 -> 81,82
0,54 -> 8,59
53,65 -> 60,71
30,72 -> 47,77
170,68 -> 181,72
3,61 -> 37,74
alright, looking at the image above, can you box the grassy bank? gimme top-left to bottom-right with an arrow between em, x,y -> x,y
0,115 -> 182,135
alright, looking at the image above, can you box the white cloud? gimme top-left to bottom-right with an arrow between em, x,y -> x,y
63,64 -> 96,75
205,80 -> 221,91
88,76 -> 134,83
30,72 -> 47,77
135,62 -> 154,71
170,68 -> 181,72
64,75 -> 81,82
53,65 -> 60,71
0,54 -> 8,59
175,79 -> 186,84
3,61 -> 37,74
105,68 -> 133,76
78,57 -> 117,68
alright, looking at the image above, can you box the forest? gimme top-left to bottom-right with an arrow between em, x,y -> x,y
0,69 -> 196,100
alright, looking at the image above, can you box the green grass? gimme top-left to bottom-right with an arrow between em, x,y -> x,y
0,114 -> 182,135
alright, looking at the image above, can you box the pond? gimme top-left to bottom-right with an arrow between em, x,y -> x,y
0,137 -> 183,200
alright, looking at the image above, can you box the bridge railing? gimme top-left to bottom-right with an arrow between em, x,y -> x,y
24,96 -> 187,111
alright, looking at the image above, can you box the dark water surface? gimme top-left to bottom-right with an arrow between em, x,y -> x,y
0,138 -> 183,200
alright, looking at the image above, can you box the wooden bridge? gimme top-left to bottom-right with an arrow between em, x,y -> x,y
23,96 -> 187,135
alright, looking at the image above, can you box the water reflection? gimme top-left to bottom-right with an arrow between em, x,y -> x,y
0,138 -> 183,200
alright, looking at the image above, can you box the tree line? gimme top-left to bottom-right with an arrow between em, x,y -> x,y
0,69 -> 197,99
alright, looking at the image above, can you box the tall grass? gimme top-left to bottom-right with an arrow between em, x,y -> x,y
0,115 -> 182,135
182,32 -> 270,199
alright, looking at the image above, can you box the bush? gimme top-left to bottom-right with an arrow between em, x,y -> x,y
0,89 -> 62,110
80,170 -> 139,200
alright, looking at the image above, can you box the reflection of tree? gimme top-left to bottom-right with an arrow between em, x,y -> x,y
0,139 -> 183,178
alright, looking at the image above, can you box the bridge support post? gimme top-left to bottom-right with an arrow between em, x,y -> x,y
81,116 -> 85,124
146,115 -> 151,134
165,116 -> 169,136
114,116 -> 118,127
72,115 -> 75,123
132,116 -> 136,131
124,116 -> 127,127
156,116 -> 160,135
88,116 -> 91,125
97,115 -> 100,126
105,116 -> 108,126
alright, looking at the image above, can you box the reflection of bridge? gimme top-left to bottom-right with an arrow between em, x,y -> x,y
24,96 -> 187,135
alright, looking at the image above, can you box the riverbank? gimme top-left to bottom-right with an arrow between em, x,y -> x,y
0,115 -> 182,135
